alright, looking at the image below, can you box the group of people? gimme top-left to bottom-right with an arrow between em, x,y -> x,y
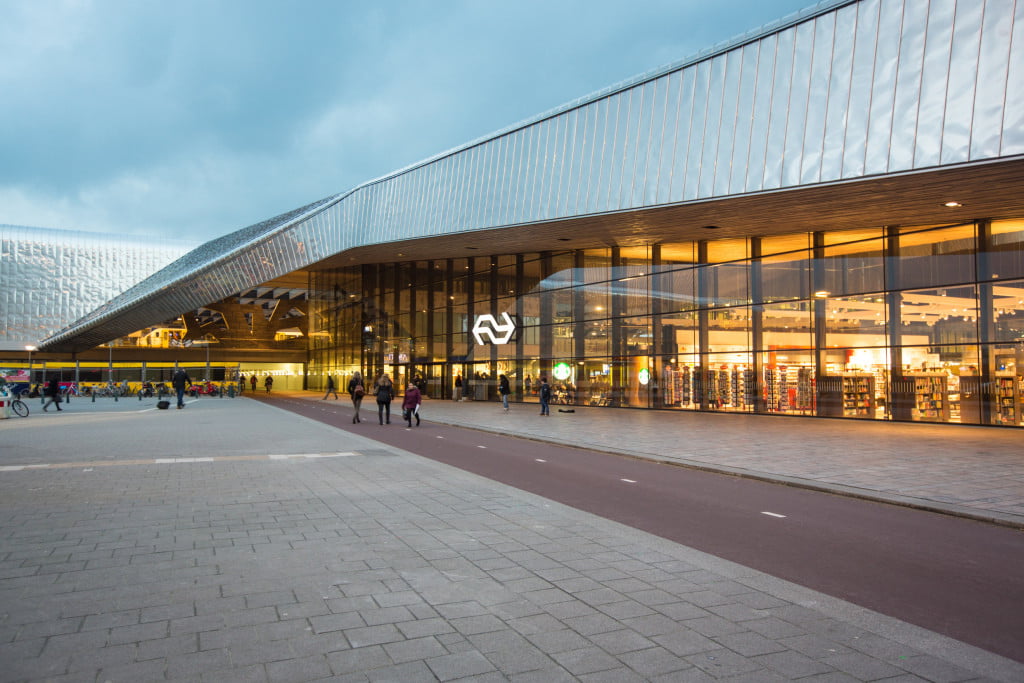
332,371 -> 421,428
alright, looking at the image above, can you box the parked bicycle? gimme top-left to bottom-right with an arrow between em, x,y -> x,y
3,391 -> 29,417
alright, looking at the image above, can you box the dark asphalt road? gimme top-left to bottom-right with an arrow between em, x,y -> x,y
265,395 -> 1024,663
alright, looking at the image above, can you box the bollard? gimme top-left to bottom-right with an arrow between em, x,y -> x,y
139,391 -> 142,401
92,391 -> 96,402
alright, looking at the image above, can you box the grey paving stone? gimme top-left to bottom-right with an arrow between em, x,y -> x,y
754,648 -> 838,678
263,654 -> 332,682
382,635 -> 448,663
96,657 -> 169,682
167,647 -> 236,679
525,628 -> 592,654
551,645 -> 622,675
344,624 -> 404,648
365,660 -> 438,682
822,650 -> 908,679
616,645 -> 694,677
425,649 -> 497,680
685,646 -> 764,678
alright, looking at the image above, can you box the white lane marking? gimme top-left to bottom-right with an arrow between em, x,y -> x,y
155,457 -> 215,464
476,445 -> 487,449
535,459 -> 547,463
268,452 -> 359,460
621,478 -> 637,483
761,511 -> 787,518
436,436 -> 445,439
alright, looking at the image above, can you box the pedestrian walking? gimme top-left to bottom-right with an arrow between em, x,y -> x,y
402,382 -> 422,427
238,375 -> 246,393
375,373 -> 394,424
539,376 -> 551,416
42,376 -> 63,412
348,371 -> 365,423
454,374 -> 462,401
264,376 -> 273,393
322,375 -> 338,400
498,374 -> 511,412
172,367 -> 191,409
250,375 -> 257,392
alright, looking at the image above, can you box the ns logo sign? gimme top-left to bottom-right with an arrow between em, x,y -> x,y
472,313 -> 516,345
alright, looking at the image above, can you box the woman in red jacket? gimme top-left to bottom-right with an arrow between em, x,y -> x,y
402,382 -> 421,427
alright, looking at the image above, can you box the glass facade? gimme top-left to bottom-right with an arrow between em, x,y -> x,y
309,218 -> 1024,427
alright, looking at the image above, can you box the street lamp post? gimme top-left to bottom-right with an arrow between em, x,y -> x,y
25,345 -> 36,386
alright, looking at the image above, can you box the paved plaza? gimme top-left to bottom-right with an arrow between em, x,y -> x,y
0,393 -> 1022,681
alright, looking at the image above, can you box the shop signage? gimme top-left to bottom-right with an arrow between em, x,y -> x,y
552,362 -> 572,381
472,313 -> 516,345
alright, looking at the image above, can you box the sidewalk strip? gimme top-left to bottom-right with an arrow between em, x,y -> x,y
0,452 -> 361,471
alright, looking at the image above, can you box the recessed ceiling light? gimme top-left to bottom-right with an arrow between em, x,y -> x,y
944,201 -> 962,208
814,291 -> 830,298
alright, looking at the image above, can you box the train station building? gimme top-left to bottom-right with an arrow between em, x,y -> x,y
32,0 -> 1024,426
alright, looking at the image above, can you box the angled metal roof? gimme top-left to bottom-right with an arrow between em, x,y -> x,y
41,0 -> 1024,352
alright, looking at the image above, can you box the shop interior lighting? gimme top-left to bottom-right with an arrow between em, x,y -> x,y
944,201 -> 963,207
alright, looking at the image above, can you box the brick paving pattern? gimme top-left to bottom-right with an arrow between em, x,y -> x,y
0,394 -> 1021,681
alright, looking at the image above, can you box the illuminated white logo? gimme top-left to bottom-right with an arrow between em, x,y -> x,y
472,313 -> 516,345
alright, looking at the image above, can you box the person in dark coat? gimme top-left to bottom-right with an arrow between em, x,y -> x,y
539,376 -> 551,416
250,375 -> 257,392
402,383 -> 422,427
42,377 -> 63,412
172,367 -> 191,409
348,371 -> 365,423
322,375 -> 338,400
375,373 -> 394,425
498,374 -> 511,412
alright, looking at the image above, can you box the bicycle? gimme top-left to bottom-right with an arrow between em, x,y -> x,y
5,393 -> 29,417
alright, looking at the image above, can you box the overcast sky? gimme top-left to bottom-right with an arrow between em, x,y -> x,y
1,0 -> 817,242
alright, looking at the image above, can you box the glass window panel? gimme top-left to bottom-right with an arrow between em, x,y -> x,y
821,238 -> 885,296
707,306 -> 751,353
823,294 -> 889,348
659,241 -> 697,265
762,301 -> 814,351
582,282 -> 610,321
895,225 -> 976,289
652,266 -> 698,314
580,249 -> 611,284
761,252 -> 810,303
985,219 -> 1024,280
704,262 -> 749,307
988,279 -> 1024,343
706,238 -> 749,263
898,285 -> 978,347
822,227 -> 885,246
760,233 -> 811,256
658,311 -> 699,355
614,275 -> 649,317
582,320 -> 611,357
621,316 -> 653,355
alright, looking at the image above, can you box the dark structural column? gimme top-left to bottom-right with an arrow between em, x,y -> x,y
750,237 -> 766,413
696,240 -> 710,411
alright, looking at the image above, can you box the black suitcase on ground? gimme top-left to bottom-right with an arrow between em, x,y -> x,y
157,400 -> 170,410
